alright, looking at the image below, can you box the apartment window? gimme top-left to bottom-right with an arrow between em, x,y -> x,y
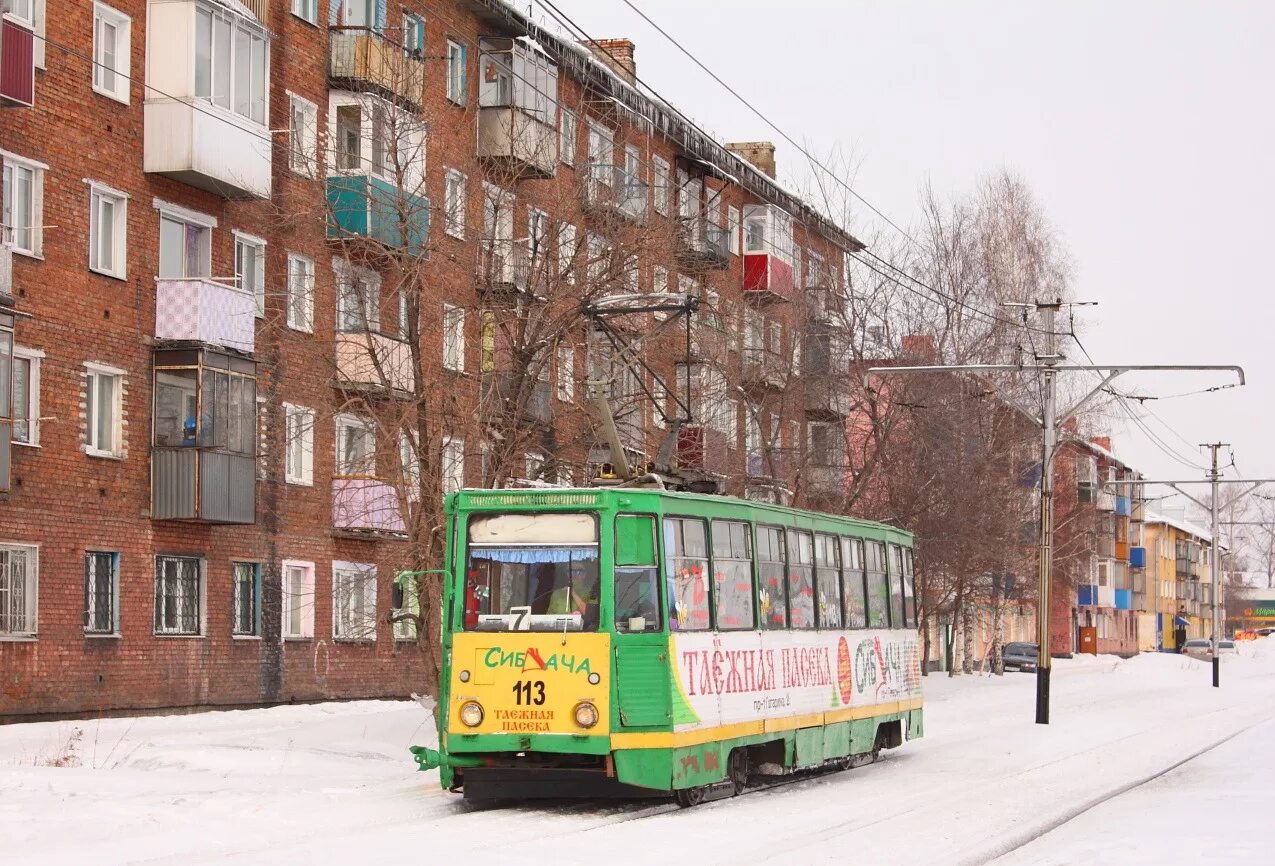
157,209 -> 212,279
0,545 -> 38,637
333,562 -> 377,640
232,561 -> 260,636
194,2 -> 268,124
291,0 -> 317,24
442,436 -> 464,494
392,574 -> 418,640
443,303 -> 465,372
651,380 -> 666,429
398,431 -> 420,494
288,94 -> 318,177
286,254 -> 314,332
529,208 -> 550,263
556,346 -> 574,401
6,0 -> 34,25
403,13 -> 424,57
234,232 -> 265,317
2,155 -> 44,257
281,560 -> 315,639
283,403 -> 314,485
91,3 -> 131,103
587,123 -> 613,185
728,206 -> 740,255
85,183 -> 129,279
525,451 -> 545,482
444,168 -> 466,239
84,551 -> 119,635
12,346 -> 41,446
335,415 -> 375,475
479,312 -> 495,373
154,555 -> 201,636
336,263 -> 380,333
397,291 -> 409,338
558,222 -> 577,283
84,363 -> 123,458
445,40 -> 467,104
559,108 -> 577,165
652,156 -> 670,216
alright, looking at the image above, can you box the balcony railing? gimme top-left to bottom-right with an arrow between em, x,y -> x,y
335,332 -> 415,393
326,175 -> 429,253
806,464 -> 848,496
581,165 -> 648,223
152,449 -> 255,524
488,374 -> 552,425
806,287 -> 846,326
746,450 -> 788,482
329,27 -> 425,108
332,476 -> 406,535
741,349 -> 788,390
675,221 -> 730,270
805,375 -> 852,418
155,278 -> 256,354
476,240 -> 536,296
478,104 -> 557,179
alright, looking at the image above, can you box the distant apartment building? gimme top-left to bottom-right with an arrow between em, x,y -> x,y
1142,511 -> 1218,650
0,0 -> 863,717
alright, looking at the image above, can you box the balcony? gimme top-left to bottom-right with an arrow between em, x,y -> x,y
675,222 -> 729,271
488,373 -> 552,425
581,165 -> 648,224
155,278 -> 256,354
152,450 -> 255,523
1115,541 -> 1130,561
677,424 -> 730,477
806,464 -> 848,497
1115,495 -> 1131,516
1115,589 -> 1132,611
328,27 -> 424,109
741,350 -> 788,390
807,287 -> 846,327
742,204 -> 795,301
335,332 -> 415,394
805,376 -> 852,418
1095,489 -> 1116,511
476,241 -> 533,298
0,14 -> 35,106
477,37 -> 558,179
332,477 -> 406,536
1130,546 -> 1147,568
143,1 -> 271,199
326,175 -> 429,254
478,106 -> 557,179
1096,535 -> 1115,558
746,450 -> 788,484
1078,584 -> 1098,606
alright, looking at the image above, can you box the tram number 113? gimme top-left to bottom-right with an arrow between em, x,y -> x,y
512,680 -> 546,706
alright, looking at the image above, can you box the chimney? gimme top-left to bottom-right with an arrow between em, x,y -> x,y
900,334 -> 936,362
584,39 -> 636,85
726,141 -> 777,179
1090,436 -> 1112,453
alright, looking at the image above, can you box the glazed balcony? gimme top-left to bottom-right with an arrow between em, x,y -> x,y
805,375 -> 852,419
741,349 -> 788,390
477,37 -> 558,179
335,331 -> 415,394
478,106 -> 557,179
326,175 -> 429,254
581,165 -> 648,224
677,424 -> 730,477
332,476 -> 406,536
155,278 -> 256,354
675,222 -> 729,271
487,373 -> 552,425
328,26 -> 424,108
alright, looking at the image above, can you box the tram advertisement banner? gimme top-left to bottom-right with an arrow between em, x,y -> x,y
669,630 -> 921,729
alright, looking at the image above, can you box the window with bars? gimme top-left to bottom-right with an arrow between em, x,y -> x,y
333,562 -> 377,640
391,574 -> 418,641
84,551 -> 118,634
154,556 -> 201,635
0,545 -> 38,637
232,562 -> 260,636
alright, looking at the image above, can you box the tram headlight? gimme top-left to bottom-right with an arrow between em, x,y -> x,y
574,701 -> 599,729
587,672 -> 601,685
458,670 -> 471,683
459,701 -> 484,728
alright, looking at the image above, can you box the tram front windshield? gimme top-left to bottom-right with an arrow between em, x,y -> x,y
463,513 -> 600,632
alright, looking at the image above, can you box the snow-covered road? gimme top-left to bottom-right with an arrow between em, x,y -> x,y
4,640 -> 1275,866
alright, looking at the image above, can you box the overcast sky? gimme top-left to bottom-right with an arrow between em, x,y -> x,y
546,0 -> 1275,496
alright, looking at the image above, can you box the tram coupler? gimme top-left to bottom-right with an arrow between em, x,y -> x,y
409,745 -> 443,772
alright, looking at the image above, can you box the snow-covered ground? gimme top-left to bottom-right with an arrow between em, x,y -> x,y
4,640 -> 1275,866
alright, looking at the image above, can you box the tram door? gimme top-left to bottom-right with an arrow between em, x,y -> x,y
612,514 -> 673,727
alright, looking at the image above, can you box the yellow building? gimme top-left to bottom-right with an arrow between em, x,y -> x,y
1142,512 -> 1216,650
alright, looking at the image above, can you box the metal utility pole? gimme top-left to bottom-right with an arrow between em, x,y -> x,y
1205,443 -> 1224,688
867,310 -> 1244,725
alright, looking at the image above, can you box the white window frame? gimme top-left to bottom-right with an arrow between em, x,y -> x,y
444,168 -> 466,239
84,550 -> 120,636
154,199 -> 215,279
334,260 -> 381,334
392,573 -> 418,641
234,231 -> 266,317
587,123 -> 614,185
283,403 -> 314,486
281,559 -> 315,640
559,108 -> 577,166
86,181 -> 129,279
4,0 -> 35,27
399,430 -> 420,498
11,345 -> 42,447
332,561 -> 378,641
0,543 -> 39,639
728,205 -> 740,255
286,253 -> 315,333
558,222 -> 576,284
334,414 -> 376,476
445,40 -> 466,104
442,435 -> 464,494
1,152 -> 46,258
652,156 -> 670,216
192,1 -> 270,125
290,0 -> 318,25
556,346 -> 574,402
84,361 -> 125,458
288,92 -> 318,177
525,451 -> 545,482
442,303 -> 465,372
92,3 -> 131,104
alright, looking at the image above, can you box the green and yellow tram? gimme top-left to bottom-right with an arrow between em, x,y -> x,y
412,487 -> 922,805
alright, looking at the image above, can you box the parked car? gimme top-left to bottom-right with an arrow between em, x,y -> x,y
1180,639 -> 1238,660
1256,627 -> 1275,637
1001,642 -> 1039,672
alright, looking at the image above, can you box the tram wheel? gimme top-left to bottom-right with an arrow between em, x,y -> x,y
674,785 -> 707,808
728,748 -> 750,795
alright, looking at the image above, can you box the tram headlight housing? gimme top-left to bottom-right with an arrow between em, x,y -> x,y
574,701 -> 599,729
459,700 -> 484,728
458,670 -> 471,683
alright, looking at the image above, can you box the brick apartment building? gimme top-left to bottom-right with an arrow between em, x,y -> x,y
0,0 -> 861,717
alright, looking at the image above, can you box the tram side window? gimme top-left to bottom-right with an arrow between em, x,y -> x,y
903,547 -> 917,628
757,525 -> 788,629
814,533 -> 842,629
665,517 -> 711,631
841,537 -> 867,628
889,544 -> 907,628
786,529 -> 816,629
712,520 -> 754,630
615,514 -> 661,632
864,540 -> 891,628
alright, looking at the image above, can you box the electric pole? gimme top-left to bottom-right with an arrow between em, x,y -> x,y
1203,443 -> 1226,688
